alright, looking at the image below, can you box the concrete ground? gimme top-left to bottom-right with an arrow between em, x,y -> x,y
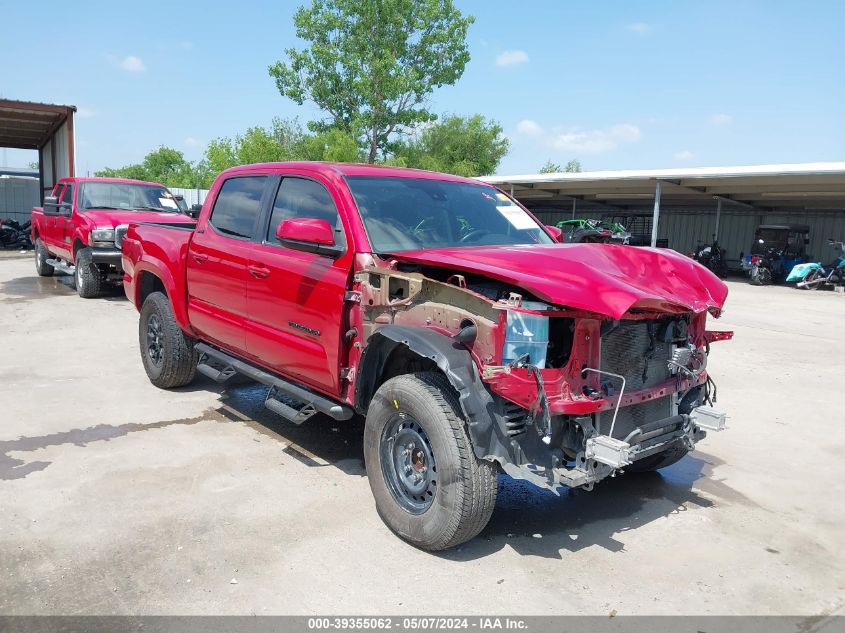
0,253 -> 843,616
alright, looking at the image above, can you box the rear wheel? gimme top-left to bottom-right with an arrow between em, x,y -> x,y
74,248 -> 103,298
625,444 -> 689,473
139,291 -> 197,388
34,239 -> 54,277
753,267 -> 772,286
363,372 -> 497,551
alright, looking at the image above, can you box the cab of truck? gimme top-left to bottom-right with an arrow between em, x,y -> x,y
31,177 -> 195,298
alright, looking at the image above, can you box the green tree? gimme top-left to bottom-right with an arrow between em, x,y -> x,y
392,114 -> 508,177
96,146 -> 197,188
539,158 -> 582,174
269,0 -> 474,163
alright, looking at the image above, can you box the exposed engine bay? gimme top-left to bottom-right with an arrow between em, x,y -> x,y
350,250 -> 732,493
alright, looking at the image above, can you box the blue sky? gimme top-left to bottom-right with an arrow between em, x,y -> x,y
2,0 -> 843,175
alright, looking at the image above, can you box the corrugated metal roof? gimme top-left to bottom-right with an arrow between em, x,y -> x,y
482,162 -> 845,212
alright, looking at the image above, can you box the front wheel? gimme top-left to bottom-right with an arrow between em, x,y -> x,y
363,372 -> 497,551
139,291 -> 197,388
74,247 -> 103,298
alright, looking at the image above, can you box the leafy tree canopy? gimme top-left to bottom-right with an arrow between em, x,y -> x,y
391,114 -> 508,177
539,158 -> 582,173
269,0 -> 474,163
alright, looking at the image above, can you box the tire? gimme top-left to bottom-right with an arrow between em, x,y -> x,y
625,443 -> 689,473
74,247 -> 103,298
803,269 -> 821,290
139,291 -> 197,388
363,372 -> 498,551
34,239 -> 54,277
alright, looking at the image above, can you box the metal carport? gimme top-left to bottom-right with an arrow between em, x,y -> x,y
0,99 -> 76,202
483,162 -> 845,266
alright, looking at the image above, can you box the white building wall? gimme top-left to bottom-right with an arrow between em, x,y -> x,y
0,176 -> 40,224
169,187 -> 209,207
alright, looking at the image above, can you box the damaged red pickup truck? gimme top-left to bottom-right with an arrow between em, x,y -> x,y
122,162 -> 731,551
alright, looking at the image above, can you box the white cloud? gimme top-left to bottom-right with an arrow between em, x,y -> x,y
551,123 -> 642,154
184,137 -> 199,147
76,107 -> 95,119
516,119 -> 543,137
710,113 -> 733,126
115,55 -> 146,72
674,150 -> 695,161
496,50 -> 529,67
626,22 -> 653,35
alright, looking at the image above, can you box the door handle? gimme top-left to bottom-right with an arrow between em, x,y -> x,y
248,264 -> 271,279
191,252 -> 208,264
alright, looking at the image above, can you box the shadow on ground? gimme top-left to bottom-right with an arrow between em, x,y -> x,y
0,273 -> 126,304
1,372 -> 743,559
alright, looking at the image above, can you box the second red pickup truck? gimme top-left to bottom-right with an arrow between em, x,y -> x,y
31,177 -> 194,298
122,162 -> 732,550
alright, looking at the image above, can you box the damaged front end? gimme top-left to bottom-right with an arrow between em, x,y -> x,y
351,245 -> 732,493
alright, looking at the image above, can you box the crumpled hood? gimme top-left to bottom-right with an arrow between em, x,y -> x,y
84,209 -> 194,228
392,243 -> 728,319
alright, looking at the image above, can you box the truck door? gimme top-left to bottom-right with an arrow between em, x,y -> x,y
245,175 -> 352,396
42,183 -> 67,257
57,183 -> 74,260
186,175 -> 269,354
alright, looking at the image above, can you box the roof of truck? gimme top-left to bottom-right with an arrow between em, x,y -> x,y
59,176 -> 168,187
221,161 -> 486,185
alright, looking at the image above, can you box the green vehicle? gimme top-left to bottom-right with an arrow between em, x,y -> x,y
556,218 -> 630,244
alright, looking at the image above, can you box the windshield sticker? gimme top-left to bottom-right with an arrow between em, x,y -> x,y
159,197 -> 178,209
496,205 -> 536,230
495,192 -> 510,202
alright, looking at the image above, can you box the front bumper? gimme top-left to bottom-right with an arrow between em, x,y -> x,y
90,247 -> 122,265
498,403 -> 726,493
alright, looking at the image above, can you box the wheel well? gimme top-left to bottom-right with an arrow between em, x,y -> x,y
356,333 -> 442,413
138,272 -> 167,307
72,239 -> 86,261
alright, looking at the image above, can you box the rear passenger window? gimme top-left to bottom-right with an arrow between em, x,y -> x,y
267,177 -> 346,249
209,176 -> 266,239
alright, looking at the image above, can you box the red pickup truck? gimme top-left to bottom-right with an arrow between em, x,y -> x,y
122,162 -> 731,550
31,177 -> 194,298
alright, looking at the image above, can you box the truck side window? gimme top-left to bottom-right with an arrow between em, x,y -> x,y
208,176 -> 267,240
60,184 -> 73,205
267,177 -> 346,249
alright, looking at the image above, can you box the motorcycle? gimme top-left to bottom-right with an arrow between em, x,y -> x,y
0,219 -> 33,250
692,238 -> 728,278
741,224 -> 810,285
787,240 -> 845,290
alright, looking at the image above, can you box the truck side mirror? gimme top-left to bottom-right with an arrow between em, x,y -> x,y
42,196 -> 60,216
275,218 -> 341,257
545,225 -> 563,242
59,202 -> 72,217
188,204 -> 202,219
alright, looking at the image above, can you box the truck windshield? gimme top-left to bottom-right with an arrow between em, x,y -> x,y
345,176 -> 553,253
79,182 -> 179,212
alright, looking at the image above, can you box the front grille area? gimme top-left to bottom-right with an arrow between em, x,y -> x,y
597,394 -> 674,440
114,224 -> 129,249
600,321 -> 673,391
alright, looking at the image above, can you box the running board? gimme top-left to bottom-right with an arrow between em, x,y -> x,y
194,342 -> 354,421
46,258 -> 75,275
